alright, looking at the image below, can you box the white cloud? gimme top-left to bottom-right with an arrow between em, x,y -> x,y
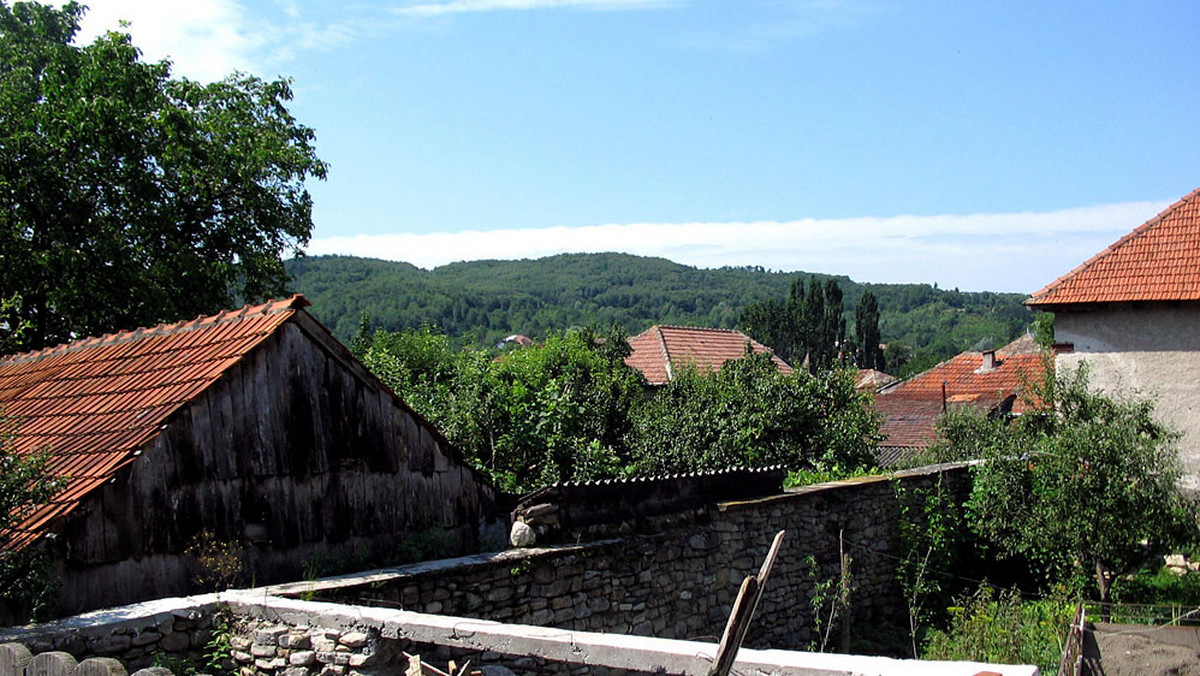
306,200 -> 1168,293
393,0 -> 679,16
69,0 -> 367,82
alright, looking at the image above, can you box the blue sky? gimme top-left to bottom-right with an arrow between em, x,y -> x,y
76,0 -> 1200,292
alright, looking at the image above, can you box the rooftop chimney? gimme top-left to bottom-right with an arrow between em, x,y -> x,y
980,349 -> 998,372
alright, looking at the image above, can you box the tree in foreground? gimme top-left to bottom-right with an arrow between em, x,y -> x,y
953,365 -> 1195,610
359,325 -> 880,492
0,412 -> 64,622
0,1 -> 327,352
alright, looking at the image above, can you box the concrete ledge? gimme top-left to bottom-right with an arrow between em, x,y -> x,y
259,540 -> 620,598
228,593 -> 1039,676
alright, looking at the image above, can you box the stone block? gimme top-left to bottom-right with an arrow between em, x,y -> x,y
251,643 -> 278,658
231,650 -> 254,664
89,635 -> 132,655
255,627 -> 288,646
289,650 -> 317,666
159,631 -> 191,653
131,631 -> 161,648
279,632 -> 311,650
255,657 -> 287,670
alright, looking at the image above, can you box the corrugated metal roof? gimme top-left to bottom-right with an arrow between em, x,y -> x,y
624,325 -> 792,386
1028,186 -> 1200,307
0,295 -> 308,549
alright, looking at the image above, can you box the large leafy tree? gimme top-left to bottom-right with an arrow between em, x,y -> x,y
945,366 -> 1195,610
0,2 -> 327,352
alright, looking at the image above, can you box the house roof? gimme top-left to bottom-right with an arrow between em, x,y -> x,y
854,369 -> 897,391
873,335 -> 1047,456
0,295 -> 310,549
624,325 -> 792,386
1028,186 -> 1200,307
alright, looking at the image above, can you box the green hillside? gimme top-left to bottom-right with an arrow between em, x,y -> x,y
285,253 -> 1033,374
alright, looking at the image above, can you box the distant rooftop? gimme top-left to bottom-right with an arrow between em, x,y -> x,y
625,325 -> 791,386
874,334 -> 1046,458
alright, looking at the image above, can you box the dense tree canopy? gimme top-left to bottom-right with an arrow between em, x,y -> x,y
0,1 -> 327,352
933,366 -> 1196,608
287,254 -> 1032,377
358,324 -> 880,493
739,275 -> 846,370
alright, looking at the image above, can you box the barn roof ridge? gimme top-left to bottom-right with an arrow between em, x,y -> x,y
0,295 -> 310,368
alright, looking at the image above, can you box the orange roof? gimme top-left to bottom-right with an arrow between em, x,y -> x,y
874,335 -> 1047,452
1028,186 -> 1200,307
0,295 -> 310,549
625,325 -> 792,386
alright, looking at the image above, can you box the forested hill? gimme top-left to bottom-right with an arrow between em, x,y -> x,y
286,253 -> 1033,373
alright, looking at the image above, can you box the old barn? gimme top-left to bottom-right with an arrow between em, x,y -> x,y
0,295 -> 499,616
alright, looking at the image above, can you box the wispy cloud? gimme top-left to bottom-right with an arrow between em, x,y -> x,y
683,0 -> 886,52
393,0 -> 680,17
70,0 -> 374,82
306,200 -> 1167,293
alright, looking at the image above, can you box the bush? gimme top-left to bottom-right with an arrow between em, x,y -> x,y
922,586 -> 1073,674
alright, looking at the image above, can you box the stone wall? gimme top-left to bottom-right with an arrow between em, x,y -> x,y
273,463 -> 973,651
0,592 -> 1038,676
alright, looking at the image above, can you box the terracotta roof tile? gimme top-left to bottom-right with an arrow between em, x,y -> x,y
1028,186 -> 1200,306
1,295 -> 309,549
625,325 -> 792,386
873,335 -> 1047,456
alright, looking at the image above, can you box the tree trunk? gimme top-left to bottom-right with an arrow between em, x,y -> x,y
1095,559 -> 1112,622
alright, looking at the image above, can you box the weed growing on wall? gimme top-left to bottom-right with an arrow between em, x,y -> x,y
894,474 -> 965,658
185,530 -> 245,592
804,548 -> 854,652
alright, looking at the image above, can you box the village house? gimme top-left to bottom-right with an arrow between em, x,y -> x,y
1027,185 -> 1200,486
872,334 -> 1046,466
0,295 -> 500,617
624,325 -> 792,386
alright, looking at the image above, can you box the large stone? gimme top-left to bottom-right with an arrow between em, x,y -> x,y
509,521 -> 536,547
338,632 -> 369,649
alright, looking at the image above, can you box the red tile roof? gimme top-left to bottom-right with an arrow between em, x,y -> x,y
625,325 -> 792,386
874,335 -> 1047,454
1028,186 -> 1200,307
0,295 -> 310,549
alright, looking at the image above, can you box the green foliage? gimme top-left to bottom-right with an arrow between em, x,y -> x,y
286,254 -> 1032,373
360,324 -> 880,492
961,365 -> 1196,605
1032,312 -> 1055,351
739,275 -> 845,370
630,359 -> 878,475
894,474 -> 967,657
1,411 -> 64,623
1113,565 -> 1200,609
364,325 -> 644,492
804,550 -> 854,653
922,587 -> 1073,674
784,463 -> 878,488
0,1 -> 327,352
854,290 -> 883,370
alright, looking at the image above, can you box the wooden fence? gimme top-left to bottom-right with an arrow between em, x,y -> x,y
1056,603 -> 1085,676
0,643 -> 175,676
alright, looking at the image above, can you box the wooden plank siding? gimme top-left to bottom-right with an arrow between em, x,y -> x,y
52,316 -> 498,615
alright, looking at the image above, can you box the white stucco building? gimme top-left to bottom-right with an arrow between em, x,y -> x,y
1027,186 -> 1200,487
